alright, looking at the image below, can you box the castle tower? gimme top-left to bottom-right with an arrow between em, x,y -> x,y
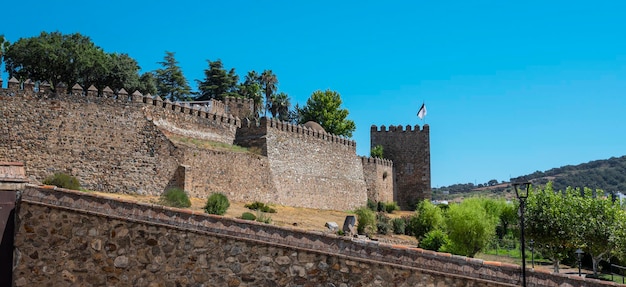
371,124 -> 431,210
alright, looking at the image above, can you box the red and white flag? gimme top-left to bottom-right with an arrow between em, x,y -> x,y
417,103 -> 427,120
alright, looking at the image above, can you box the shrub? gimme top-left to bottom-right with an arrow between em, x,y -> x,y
159,187 -> 191,208
377,201 -> 385,212
407,214 -> 420,236
366,199 -> 377,211
419,229 -> 449,251
241,212 -> 256,221
42,172 -> 80,190
256,211 -> 272,224
384,202 -> 399,213
354,207 -> 377,235
376,213 -> 391,235
392,218 -> 406,235
244,201 -> 276,213
204,193 -> 230,215
412,200 -> 444,239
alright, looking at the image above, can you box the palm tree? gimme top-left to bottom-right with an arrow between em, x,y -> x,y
259,70 -> 278,117
270,92 -> 291,121
241,71 -> 262,113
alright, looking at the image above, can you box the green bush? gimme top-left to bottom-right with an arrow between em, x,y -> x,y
419,229 -> 449,251
377,213 -> 391,235
42,172 -> 81,190
241,212 -> 256,221
244,201 -> 276,213
377,201 -> 385,212
159,187 -> 191,208
407,214 -> 420,236
384,202 -> 399,213
204,193 -> 230,215
412,200 -> 444,239
366,199 -> 377,211
391,218 -> 406,235
256,212 -> 272,224
354,207 -> 377,235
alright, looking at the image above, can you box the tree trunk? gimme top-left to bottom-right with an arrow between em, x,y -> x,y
552,258 -> 560,273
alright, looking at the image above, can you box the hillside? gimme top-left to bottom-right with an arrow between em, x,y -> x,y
512,155 -> 626,192
434,155 -> 626,197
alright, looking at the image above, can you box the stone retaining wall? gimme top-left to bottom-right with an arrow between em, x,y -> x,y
12,185 -> 619,287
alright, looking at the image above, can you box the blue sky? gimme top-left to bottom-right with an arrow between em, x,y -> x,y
3,1 -> 626,187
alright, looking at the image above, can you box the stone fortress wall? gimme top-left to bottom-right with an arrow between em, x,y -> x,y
242,117 -> 367,210
0,77 -> 428,210
360,156 -> 395,203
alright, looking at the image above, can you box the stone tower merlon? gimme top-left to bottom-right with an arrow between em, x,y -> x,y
223,96 -> 255,119
370,124 -> 431,210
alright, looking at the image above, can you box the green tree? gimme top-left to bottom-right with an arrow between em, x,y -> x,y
444,198 -> 497,258
297,89 -> 356,137
155,51 -> 191,101
613,215 -> 626,265
4,31 -> 108,89
572,187 -> 625,276
196,59 -> 239,101
259,70 -> 278,116
269,92 -> 291,121
139,72 -> 158,95
371,145 -> 384,158
497,201 -> 518,239
238,70 -> 263,114
0,35 -> 10,74
411,200 -> 444,240
3,31 -> 143,91
99,53 -> 141,91
525,182 -> 577,272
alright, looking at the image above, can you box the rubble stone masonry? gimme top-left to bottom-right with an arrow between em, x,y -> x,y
12,185 -> 618,287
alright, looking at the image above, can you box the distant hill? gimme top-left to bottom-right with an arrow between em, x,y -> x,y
434,155 -> 626,196
511,155 -> 626,192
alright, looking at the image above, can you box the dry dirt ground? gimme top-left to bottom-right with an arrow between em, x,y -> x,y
91,191 -> 419,246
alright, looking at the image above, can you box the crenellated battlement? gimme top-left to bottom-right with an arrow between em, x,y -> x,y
371,124 -> 429,133
0,77 -> 241,129
223,96 -> 254,106
360,156 -> 393,167
263,117 -> 357,149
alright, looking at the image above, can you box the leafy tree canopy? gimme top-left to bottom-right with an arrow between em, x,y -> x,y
196,59 -> 239,101
443,198 -> 497,258
260,70 -> 278,116
238,70 -> 263,114
525,182 -> 578,272
3,31 -> 146,92
297,89 -> 356,137
155,51 -> 191,101
269,92 -> 291,121
371,145 -> 384,158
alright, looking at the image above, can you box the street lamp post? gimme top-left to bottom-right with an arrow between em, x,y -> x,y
514,182 -> 531,287
575,249 -> 584,276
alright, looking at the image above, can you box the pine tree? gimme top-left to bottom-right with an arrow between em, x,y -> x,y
196,59 -> 239,101
154,51 -> 191,101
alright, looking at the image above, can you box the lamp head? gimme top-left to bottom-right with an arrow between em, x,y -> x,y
575,249 -> 584,257
513,182 -> 531,199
